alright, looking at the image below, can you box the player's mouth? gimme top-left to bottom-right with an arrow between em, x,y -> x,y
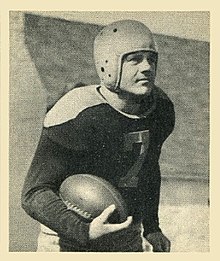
136,78 -> 151,83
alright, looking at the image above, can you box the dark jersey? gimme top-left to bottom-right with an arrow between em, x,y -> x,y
21,85 -> 175,248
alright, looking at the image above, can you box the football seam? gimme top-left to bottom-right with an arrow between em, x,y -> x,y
59,194 -> 93,221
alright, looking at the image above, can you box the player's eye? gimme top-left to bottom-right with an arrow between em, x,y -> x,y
126,54 -> 143,64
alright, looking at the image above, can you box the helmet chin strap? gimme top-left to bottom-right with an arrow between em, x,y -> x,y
111,85 -> 121,93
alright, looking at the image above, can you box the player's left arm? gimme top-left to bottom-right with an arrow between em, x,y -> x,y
141,144 -> 171,252
142,96 -> 175,252
142,169 -> 170,251
141,157 -> 165,244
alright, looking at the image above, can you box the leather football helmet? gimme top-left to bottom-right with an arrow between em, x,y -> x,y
94,19 -> 158,91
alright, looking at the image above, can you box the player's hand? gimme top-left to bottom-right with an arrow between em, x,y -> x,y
146,232 -> 171,252
89,204 -> 132,240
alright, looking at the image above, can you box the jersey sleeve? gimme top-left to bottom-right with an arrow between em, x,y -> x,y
21,127 -> 91,245
142,91 -> 175,236
140,140 -> 162,236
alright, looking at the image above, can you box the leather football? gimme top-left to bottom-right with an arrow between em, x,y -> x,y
59,174 -> 128,223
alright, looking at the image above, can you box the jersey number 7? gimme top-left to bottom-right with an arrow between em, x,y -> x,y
118,130 -> 149,188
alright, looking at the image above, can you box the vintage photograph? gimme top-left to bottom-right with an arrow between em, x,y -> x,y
9,11 -> 209,252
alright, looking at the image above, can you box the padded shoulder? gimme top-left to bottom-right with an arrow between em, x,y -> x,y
44,85 -> 106,127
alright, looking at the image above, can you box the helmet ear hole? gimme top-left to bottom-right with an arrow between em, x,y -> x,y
101,67 -> 105,72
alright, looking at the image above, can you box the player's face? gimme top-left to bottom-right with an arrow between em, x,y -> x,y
119,51 -> 157,97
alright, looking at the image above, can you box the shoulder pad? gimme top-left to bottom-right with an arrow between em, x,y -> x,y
44,85 -> 106,127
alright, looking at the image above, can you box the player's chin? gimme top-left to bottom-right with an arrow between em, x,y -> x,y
134,84 -> 153,96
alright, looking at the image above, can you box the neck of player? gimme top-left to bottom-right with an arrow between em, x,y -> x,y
99,86 -> 154,117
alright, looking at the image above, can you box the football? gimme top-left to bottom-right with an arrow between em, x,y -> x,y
59,174 -> 128,223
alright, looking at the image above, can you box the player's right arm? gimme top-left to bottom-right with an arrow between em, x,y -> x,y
21,129 -> 91,245
21,127 -> 131,245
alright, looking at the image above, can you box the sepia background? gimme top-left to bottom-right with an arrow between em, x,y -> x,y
9,11 -> 209,252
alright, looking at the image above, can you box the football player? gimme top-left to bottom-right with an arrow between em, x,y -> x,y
22,19 -> 175,252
